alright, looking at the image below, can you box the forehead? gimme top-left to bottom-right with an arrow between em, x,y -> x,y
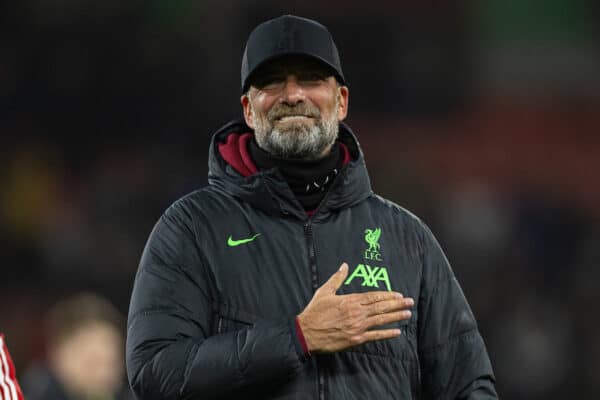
252,55 -> 334,78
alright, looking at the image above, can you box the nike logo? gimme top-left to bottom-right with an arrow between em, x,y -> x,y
227,233 -> 261,247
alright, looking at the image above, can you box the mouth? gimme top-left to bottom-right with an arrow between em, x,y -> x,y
275,115 -> 314,124
275,115 -> 314,123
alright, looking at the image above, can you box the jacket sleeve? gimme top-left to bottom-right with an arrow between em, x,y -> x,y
0,334 -> 25,400
417,224 -> 498,400
126,202 -> 306,400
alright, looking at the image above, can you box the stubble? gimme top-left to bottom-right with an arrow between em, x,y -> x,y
250,97 -> 340,160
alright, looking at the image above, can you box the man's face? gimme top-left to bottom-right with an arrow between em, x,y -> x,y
50,322 -> 123,397
241,57 -> 349,160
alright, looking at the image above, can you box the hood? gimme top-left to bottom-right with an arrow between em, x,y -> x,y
207,119 -> 373,221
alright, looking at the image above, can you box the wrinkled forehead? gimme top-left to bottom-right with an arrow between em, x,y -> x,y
248,55 -> 336,82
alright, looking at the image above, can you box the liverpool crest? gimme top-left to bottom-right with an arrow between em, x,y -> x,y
364,228 -> 382,261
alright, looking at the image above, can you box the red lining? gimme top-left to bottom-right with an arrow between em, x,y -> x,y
340,141 -> 351,165
218,133 -> 258,177
294,317 -> 311,356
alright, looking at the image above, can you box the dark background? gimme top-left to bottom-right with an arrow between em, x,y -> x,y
1,1 -> 599,398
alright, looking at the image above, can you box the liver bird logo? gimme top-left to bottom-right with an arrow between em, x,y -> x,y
364,228 -> 382,252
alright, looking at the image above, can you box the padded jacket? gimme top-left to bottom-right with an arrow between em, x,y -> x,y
126,121 -> 498,399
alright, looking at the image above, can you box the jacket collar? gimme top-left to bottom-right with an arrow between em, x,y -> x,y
207,119 -> 373,221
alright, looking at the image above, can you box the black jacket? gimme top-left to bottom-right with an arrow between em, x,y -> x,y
126,121 -> 497,399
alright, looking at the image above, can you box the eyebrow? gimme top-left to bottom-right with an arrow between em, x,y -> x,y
253,64 -> 331,82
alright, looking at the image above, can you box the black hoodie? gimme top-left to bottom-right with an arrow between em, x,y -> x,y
126,121 -> 497,399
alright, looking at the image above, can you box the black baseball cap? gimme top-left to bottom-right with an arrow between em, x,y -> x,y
241,15 -> 345,92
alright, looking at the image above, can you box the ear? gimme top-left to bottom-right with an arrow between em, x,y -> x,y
337,86 -> 349,121
241,93 -> 255,128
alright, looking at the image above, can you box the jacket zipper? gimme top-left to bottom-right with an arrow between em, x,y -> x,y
300,169 -> 351,400
304,223 -> 319,291
304,222 -> 325,400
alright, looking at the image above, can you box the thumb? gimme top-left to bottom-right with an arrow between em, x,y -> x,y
322,263 -> 349,294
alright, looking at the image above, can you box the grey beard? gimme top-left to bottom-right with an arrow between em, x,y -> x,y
251,102 -> 339,161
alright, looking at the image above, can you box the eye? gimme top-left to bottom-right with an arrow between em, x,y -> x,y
298,72 -> 326,84
253,74 -> 286,90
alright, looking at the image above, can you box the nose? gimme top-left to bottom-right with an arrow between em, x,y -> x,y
279,76 -> 305,105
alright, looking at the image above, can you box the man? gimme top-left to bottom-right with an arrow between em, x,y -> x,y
21,293 -> 131,400
126,15 -> 497,399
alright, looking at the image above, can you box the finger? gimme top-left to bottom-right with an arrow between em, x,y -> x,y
356,291 -> 404,305
364,310 -> 412,329
366,297 -> 414,316
351,328 -> 402,346
321,263 -> 349,294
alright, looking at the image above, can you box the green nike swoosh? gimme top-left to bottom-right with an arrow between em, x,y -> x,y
227,233 -> 261,247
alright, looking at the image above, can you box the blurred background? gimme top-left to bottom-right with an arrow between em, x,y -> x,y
1,1 -> 599,399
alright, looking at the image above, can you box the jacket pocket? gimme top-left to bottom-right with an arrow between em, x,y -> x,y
213,302 -> 260,334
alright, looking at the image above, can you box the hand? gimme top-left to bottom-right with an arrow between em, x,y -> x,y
297,262 -> 414,354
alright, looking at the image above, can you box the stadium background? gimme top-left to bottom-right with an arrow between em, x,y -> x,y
1,1 -> 599,398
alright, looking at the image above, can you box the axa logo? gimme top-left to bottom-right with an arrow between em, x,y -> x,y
344,264 -> 392,291
364,228 -> 382,261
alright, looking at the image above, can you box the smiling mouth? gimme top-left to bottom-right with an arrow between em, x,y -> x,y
275,115 -> 314,122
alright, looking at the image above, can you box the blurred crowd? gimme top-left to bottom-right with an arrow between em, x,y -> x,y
1,1 -> 599,399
